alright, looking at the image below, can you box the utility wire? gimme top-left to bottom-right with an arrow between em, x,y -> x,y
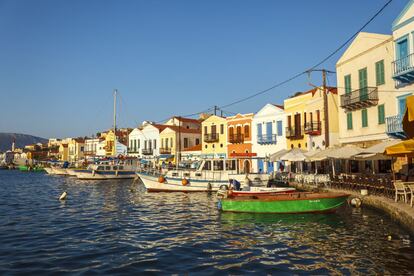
219,0 -> 393,109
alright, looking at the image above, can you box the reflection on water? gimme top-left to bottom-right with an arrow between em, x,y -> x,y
0,170 -> 413,274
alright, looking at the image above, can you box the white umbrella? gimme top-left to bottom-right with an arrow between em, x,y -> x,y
280,148 -> 307,162
269,149 -> 289,162
353,139 -> 401,160
326,145 -> 363,159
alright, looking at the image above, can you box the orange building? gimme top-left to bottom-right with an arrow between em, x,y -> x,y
226,113 -> 256,173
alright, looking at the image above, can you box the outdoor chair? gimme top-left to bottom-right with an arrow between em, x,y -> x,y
406,183 -> 414,207
394,181 -> 408,203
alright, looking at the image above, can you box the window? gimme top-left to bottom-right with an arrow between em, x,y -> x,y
138,139 -> 140,149
378,104 -> 385,124
266,122 -> 272,139
226,160 -> 236,171
144,140 -> 147,149
375,60 -> 385,86
195,138 -> 200,145
153,139 -> 157,149
276,120 -> 283,136
204,126 -> 207,134
244,125 -> 250,138
359,68 -> 368,100
184,138 -> 189,148
220,124 -> 224,134
203,161 -> 211,170
344,74 -> 352,94
213,160 -> 224,171
347,112 -> 353,130
361,109 -> 368,127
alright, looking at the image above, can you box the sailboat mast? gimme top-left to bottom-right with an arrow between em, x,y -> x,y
113,89 -> 117,156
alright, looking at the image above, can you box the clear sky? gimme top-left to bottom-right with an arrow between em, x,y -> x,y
0,0 -> 408,138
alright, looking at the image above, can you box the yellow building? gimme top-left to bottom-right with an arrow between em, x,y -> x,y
68,138 -> 85,162
201,115 -> 227,158
58,143 -> 69,161
283,86 -> 339,150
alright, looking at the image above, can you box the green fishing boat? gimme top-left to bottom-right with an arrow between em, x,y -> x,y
218,192 -> 349,214
18,165 -> 45,172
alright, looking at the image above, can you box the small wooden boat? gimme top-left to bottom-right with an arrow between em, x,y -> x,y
218,192 -> 349,214
229,187 -> 296,196
18,165 -> 44,172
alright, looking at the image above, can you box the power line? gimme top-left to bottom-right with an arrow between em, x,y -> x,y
219,0 -> 393,109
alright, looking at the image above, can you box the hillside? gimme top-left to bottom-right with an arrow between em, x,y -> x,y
0,133 -> 48,152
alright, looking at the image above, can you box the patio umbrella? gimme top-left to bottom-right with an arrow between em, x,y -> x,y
326,144 -> 363,159
269,149 -> 288,162
384,138 -> 414,157
280,148 -> 307,162
353,139 -> 401,160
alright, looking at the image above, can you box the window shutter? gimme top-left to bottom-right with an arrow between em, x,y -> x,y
347,113 -> 353,130
378,104 -> 385,124
362,109 -> 368,127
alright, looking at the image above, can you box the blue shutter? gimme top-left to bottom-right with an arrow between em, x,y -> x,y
266,122 -> 272,141
277,120 -> 283,136
257,123 -> 262,142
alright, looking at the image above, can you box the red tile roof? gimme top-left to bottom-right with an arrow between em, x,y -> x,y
172,116 -> 201,124
165,126 -> 201,134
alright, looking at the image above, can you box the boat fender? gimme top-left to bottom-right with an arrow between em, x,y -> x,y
350,197 -> 362,208
207,182 -> 212,191
219,185 -> 228,191
59,191 -> 67,201
115,170 -> 119,176
158,176 -> 165,183
92,170 -> 95,176
182,178 -> 189,186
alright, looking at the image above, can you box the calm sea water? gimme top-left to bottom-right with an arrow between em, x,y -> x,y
0,170 -> 414,274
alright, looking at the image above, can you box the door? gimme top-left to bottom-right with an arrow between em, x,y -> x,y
258,159 -> 264,173
359,68 -> 368,101
267,161 -> 274,173
243,160 -> 250,174
399,96 -> 408,117
294,114 -> 301,136
398,39 -> 409,72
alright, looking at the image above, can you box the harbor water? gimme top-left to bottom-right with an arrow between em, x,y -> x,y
1,170 -> 414,274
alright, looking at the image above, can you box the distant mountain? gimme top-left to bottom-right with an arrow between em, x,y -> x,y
0,133 -> 48,152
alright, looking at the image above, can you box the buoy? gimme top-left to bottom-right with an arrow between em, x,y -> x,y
387,235 -> 392,241
158,176 -> 165,183
350,197 -> 362,208
182,178 -> 189,186
59,191 -> 67,201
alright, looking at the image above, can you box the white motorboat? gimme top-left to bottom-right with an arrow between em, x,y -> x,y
74,159 -> 137,180
136,159 -> 271,192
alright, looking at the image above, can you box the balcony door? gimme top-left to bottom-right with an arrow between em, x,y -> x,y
211,125 -> 217,139
266,122 -> 272,141
294,114 -> 301,136
359,68 -> 368,101
398,39 -> 409,72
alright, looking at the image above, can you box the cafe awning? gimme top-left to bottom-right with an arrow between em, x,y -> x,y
403,95 -> 414,138
384,138 -> 414,157
326,145 -> 363,159
280,148 -> 307,162
353,139 -> 401,160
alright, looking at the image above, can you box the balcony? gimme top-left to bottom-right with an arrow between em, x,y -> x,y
229,133 -> 244,144
159,147 -> 172,154
340,87 -> 378,111
386,115 -> 406,139
127,148 -> 139,153
392,53 -> 414,84
304,121 -> 322,135
204,133 -> 219,143
141,148 -> 153,155
285,127 -> 303,140
257,134 -> 277,144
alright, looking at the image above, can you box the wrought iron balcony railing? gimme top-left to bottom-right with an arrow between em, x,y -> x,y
141,148 -> 153,155
228,133 -> 244,143
392,53 -> 414,84
204,133 -> 219,143
257,134 -> 277,144
340,87 -> 378,111
304,121 -> 322,135
386,114 -> 406,138
159,147 -> 172,154
285,126 -> 303,140
127,148 -> 139,153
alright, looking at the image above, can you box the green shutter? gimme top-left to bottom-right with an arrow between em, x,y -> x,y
344,75 -> 351,94
378,104 -> 385,124
347,112 -> 353,130
376,60 -> 385,86
359,68 -> 368,101
362,109 -> 368,127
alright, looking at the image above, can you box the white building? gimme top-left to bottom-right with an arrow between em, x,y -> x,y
252,103 -> 287,173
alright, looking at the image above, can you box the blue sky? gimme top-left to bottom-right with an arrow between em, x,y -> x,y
0,0 -> 408,138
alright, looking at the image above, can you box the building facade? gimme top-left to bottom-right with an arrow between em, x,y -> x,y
252,104 -> 286,173
68,138 -> 85,162
226,113 -> 255,173
336,32 -> 405,147
201,115 -> 227,158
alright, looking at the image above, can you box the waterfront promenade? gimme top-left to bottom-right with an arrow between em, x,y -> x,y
291,182 -> 414,235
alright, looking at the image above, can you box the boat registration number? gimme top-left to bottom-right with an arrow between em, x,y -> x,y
309,200 -> 321,203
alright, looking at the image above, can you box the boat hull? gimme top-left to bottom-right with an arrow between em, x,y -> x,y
219,193 -> 349,214
137,172 -> 228,192
44,167 -> 55,174
231,187 -> 296,196
75,170 -> 136,180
